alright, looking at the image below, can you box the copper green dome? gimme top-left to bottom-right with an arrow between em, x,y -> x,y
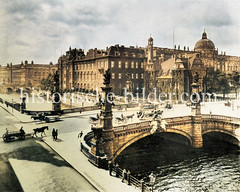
194,31 -> 215,52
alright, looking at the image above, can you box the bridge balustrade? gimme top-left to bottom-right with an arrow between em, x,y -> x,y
202,114 -> 240,123
112,165 -> 150,192
113,121 -> 151,133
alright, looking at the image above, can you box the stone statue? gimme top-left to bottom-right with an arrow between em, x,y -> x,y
193,72 -> 199,83
103,69 -> 111,85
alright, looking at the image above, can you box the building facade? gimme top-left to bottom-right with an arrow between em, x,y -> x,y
1,30 -> 240,98
0,60 -> 57,88
145,30 -> 240,99
58,45 -> 145,95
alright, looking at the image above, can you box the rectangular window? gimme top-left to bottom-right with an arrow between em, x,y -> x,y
125,61 -> 128,68
136,62 -> 138,69
141,62 -> 144,68
136,73 -> 138,79
132,73 -> 134,79
112,73 -> 115,79
141,73 -> 144,79
111,61 -> 114,68
118,61 -> 122,68
131,61 -> 134,68
119,73 -> 122,79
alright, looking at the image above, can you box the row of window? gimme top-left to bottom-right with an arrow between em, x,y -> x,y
112,73 -> 143,79
227,66 -> 239,71
69,60 -> 144,71
111,61 -> 143,69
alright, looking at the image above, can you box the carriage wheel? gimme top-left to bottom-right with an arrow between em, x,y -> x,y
2,134 -> 7,142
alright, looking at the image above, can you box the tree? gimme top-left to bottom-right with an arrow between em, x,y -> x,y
40,73 -> 54,92
228,71 -> 240,98
206,68 -> 230,97
218,73 -> 230,98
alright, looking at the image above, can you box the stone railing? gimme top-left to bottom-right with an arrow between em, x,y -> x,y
110,164 -> 151,192
113,121 -> 150,133
202,114 -> 240,123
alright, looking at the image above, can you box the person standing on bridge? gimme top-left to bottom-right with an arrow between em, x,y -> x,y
108,161 -> 113,176
122,169 -> 127,182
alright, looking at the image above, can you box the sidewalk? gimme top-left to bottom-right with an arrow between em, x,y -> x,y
0,101 -> 101,123
0,102 -> 33,123
43,132 -> 139,192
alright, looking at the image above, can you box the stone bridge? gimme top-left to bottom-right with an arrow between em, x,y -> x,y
100,114 -> 240,161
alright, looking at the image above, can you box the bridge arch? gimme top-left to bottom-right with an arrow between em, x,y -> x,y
166,128 -> 193,145
112,132 -> 151,161
112,128 -> 193,161
202,129 -> 240,146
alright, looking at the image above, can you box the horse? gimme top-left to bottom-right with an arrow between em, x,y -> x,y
33,126 -> 49,137
115,116 -> 126,123
137,111 -> 144,118
126,114 -> 134,121
31,115 -> 41,120
89,116 -> 99,123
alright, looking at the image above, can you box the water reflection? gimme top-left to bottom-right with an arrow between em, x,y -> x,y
116,134 -> 240,191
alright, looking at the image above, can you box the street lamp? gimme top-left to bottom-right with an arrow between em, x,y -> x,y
149,172 -> 156,192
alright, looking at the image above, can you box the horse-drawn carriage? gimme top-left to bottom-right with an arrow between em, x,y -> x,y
2,131 -> 25,142
31,113 -> 60,123
2,126 -> 49,142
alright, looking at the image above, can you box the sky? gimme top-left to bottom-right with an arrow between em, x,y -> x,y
1,0 -> 240,65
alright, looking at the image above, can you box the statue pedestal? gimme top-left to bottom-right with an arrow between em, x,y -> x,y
191,83 -> 201,116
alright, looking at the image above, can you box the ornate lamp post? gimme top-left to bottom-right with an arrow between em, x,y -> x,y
149,172 -> 156,192
90,69 -> 114,161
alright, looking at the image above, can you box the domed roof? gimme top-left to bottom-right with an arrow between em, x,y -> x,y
194,31 -> 215,52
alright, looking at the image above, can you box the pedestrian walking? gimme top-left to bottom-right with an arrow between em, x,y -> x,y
55,129 -> 58,141
78,131 -> 83,138
79,108 -> 82,114
52,128 -> 56,141
5,128 -> 8,135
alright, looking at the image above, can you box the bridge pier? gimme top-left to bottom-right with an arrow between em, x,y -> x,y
192,116 -> 203,148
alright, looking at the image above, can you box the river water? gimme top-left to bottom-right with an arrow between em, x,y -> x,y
116,134 -> 240,192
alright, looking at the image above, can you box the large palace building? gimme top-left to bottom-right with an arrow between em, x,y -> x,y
0,60 -> 57,89
145,30 -> 240,99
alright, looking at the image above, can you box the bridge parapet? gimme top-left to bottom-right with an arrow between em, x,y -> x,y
100,115 -> 240,162
113,121 -> 150,133
202,114 -> 240,124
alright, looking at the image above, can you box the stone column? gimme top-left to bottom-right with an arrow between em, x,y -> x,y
52,71 -> 61,112
191,83 -> 201,116
191,82 -> 203,148
90,69 -> 114,159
